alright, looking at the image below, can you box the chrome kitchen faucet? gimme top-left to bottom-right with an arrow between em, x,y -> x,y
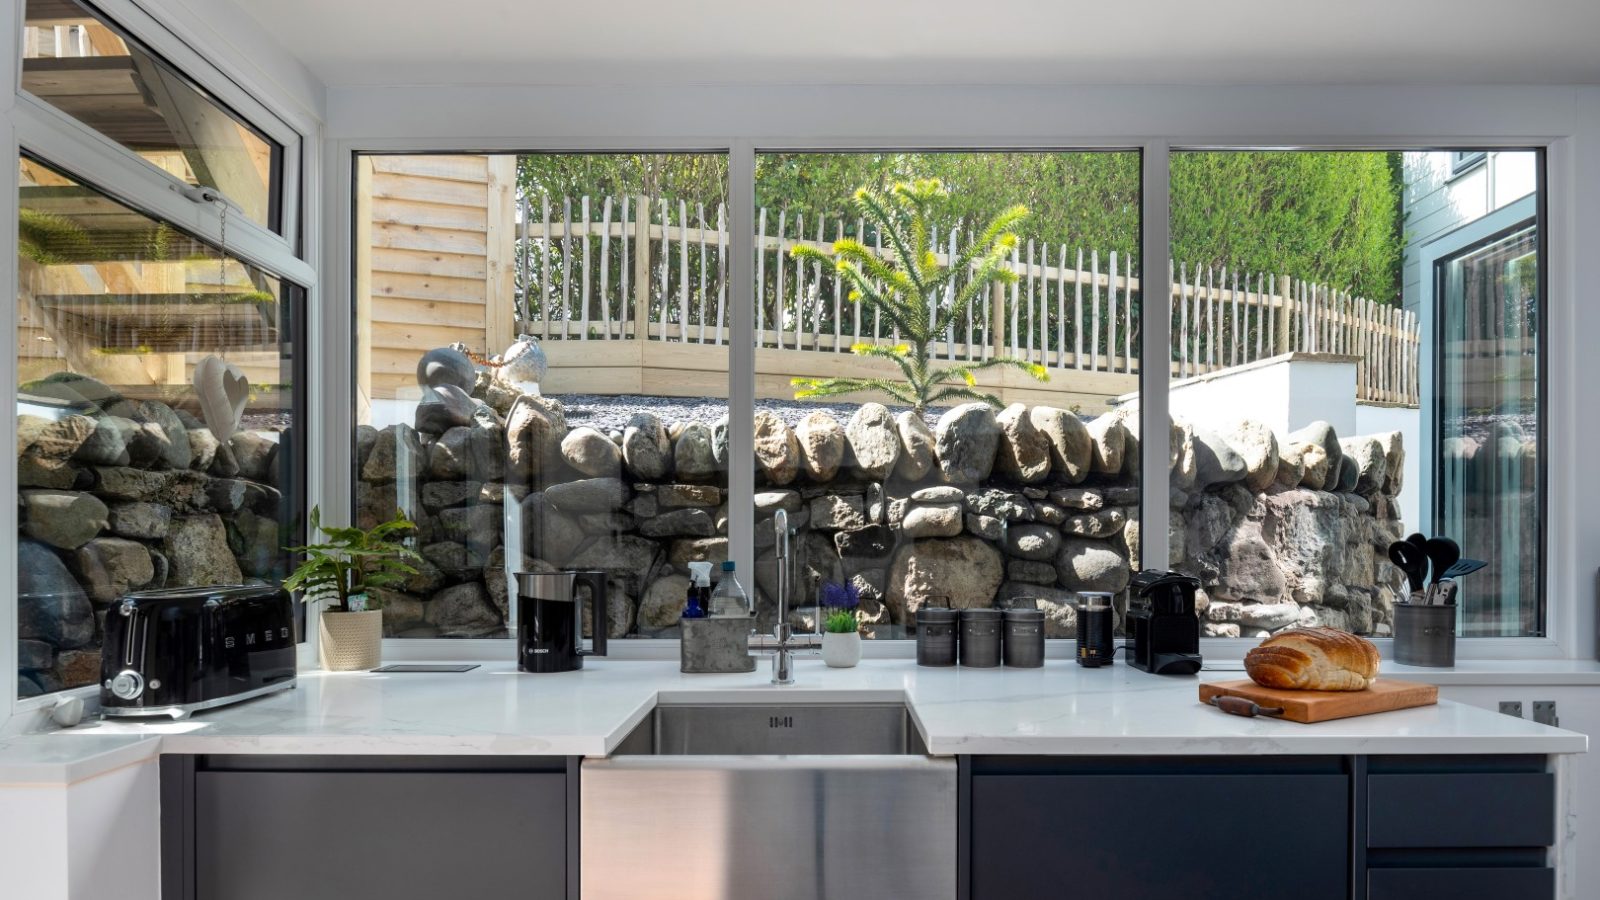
751,508 -> 819,684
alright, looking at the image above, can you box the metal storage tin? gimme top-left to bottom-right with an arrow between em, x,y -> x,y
916,607 -> 959,667
1002,608 -> 1045,668
1393,603 -> 1456,667
959,608 -> 1002,668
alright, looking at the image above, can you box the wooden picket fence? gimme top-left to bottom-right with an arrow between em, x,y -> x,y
513,192 -> 1420,406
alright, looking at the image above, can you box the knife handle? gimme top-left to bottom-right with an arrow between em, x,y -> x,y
1210,695 -> 1286,718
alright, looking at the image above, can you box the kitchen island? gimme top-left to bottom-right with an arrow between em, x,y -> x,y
0,659 -> 1586,900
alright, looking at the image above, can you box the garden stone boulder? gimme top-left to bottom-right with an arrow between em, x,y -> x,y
894,411 -> 936,480
754,490 -> 802,515
834,524 -> 895,575
673,422 -> 720,481
18,413 -> 96,459
425,581 -> 502,636
73,416 -> 133,467
21,490 -> 108,550
18,454 -> 78,489
795,412 -> 845,482
229,431 -> 277,481
811,494 -> 867,531
995,582 -> 1080,638
901,503 -> 963,539
72,537 -> 154,604
1085,412 -> 1128,476
753,411 -> 800,485
414,383 -> 478,434
164,514 -> 243,586
1190,424 -> 1248,490
562,427 -> 623,477
639,509 -> 716,539
1050,487 -> 1103,510
1062,508 -> 1127,539
886,536 -> 1004,620
965,488 -> 1032,522
108,502 -> 170,539
546,477 -> 630,514
1340,436 -> 1388,494
136,402 -> 193,470
935,403 -> 999,484
846,403 -> 900,480
18,540 -> 94,650
994,403 -> 1051,484
1275,440 -> 1308,488
1055,537 -> 1131,594
1296,441 -> 1332,490
639,574 -> 692,632
623,412 -> 672,480
1028,406 -> 1092,484
1208,520 -> 1288,602
1287,421 -> 1342,489
1005,523 -> 1061,561
1219,419 -> 1279,492
1374,430 -> 1405,495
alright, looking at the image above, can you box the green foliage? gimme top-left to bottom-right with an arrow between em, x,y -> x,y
824,608 -> 859,635
789,180 -> 1048,414
18,208 -> 92,265
283,506 -> 420,613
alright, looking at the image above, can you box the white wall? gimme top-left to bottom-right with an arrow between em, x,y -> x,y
0,758 -> 161,900
1355,402 -> 1422,535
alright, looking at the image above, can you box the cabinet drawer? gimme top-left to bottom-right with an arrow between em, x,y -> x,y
1368,867 -> 1553,900
1368,772 -> 1554,848
195,770 -> 567,900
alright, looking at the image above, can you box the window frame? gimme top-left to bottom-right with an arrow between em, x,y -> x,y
331,132 -> 1572,664
1450,149 -> 1489,179
3,0 -> 320,728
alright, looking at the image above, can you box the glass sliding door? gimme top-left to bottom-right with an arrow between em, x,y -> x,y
1435,221 -> 1541,637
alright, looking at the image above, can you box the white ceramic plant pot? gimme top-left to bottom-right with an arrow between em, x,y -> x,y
319,609 -> 383,671
822,631 -> 862,668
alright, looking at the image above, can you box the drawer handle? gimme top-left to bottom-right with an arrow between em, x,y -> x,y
1209,696 -> 1285,718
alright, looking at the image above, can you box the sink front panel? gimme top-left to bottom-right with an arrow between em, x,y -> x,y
652,703 -> 914,755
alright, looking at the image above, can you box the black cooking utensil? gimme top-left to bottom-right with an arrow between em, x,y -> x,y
1405,533 -> 1431,583
1441,558 -> 1487,579
1388,541 -> 1428,593
1423,537 -> 1461,587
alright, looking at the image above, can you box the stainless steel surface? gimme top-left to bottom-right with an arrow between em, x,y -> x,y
514,570 -> 582,602
98,679 -> 295,719
653,702 -> 914,755
751,509 -> 817,684
583,701 -> 956,900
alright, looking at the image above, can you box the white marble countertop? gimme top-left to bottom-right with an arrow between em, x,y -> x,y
1,658 -> 1586,784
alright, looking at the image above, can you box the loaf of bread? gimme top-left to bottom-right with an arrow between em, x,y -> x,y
1244,627 -> 1380,691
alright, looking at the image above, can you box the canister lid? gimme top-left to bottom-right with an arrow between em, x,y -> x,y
960,607 -> 1002,621
1002,608 -> 1045,622
916,606 -> 959,623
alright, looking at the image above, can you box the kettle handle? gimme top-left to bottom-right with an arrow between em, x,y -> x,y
575,571 -> 608,657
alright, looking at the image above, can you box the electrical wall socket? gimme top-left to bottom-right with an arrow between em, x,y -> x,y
1499,700 -> 1524,718
1532,701 -> 1559,727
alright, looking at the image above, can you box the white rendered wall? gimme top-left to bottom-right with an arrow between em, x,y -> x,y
1356,402 -> 1422,534
0,758 -> 160,900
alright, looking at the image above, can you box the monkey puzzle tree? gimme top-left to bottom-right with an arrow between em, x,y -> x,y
789,179 -> 1047,415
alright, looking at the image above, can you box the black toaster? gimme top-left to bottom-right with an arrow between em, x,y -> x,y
100,585 -> 297,718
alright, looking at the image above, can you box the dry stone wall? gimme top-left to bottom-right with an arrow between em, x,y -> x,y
16,372 -> 293,696
361,347 -> 1406,643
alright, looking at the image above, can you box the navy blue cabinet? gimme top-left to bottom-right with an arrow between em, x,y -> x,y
968,757 -> 1351,900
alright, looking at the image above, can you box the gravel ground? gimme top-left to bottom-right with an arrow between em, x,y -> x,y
549,393 -> 948,433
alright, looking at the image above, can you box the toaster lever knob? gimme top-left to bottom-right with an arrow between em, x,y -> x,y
108,670 -> 144,701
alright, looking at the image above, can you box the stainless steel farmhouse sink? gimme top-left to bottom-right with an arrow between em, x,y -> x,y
581,702 -> 957,900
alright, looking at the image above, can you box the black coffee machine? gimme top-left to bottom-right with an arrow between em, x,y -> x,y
1127,569 -> 1204,675
515,571 -> 610,673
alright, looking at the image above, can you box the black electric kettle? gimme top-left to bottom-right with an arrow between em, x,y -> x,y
515,571 -> 609,673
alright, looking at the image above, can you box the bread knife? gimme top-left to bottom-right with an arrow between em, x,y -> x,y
1209,696 -> 1285,718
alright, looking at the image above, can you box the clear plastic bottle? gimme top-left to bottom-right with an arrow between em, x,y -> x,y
708,560 -> 751,618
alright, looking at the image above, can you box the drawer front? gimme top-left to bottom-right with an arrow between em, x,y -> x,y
1368,867 -> 1553,900
973,773 -> 1348,900
196,770 -> 567,900
1368,772 -> 1554,848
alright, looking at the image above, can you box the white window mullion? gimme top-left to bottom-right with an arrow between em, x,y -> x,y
1139,141 -> 1172,570
728,140 -> 757,583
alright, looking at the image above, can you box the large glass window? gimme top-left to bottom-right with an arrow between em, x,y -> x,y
753,151 -> 1143,639
353,153 -> 729,639
1163,149 -> 1541,639
16,155 -> 305,697
22,0 -> 284,232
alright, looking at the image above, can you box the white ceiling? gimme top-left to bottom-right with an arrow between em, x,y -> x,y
191,0 -> 1600,88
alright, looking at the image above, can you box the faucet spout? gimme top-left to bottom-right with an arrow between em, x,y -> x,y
752,508 -> 816,684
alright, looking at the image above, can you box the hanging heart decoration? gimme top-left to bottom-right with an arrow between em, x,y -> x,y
193,354 -> 249,442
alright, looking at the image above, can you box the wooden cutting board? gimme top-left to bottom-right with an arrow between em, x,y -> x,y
1199,678 -> 1439,724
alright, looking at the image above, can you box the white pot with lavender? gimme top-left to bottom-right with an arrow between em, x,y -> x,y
286,506 -> 421,672
819,580 -> 863,668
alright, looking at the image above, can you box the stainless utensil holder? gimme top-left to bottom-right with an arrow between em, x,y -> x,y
1393,603 -> 1456,667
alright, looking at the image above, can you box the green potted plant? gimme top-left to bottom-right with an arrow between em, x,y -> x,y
285,506 -> 420,671
819,580 -> 862,668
